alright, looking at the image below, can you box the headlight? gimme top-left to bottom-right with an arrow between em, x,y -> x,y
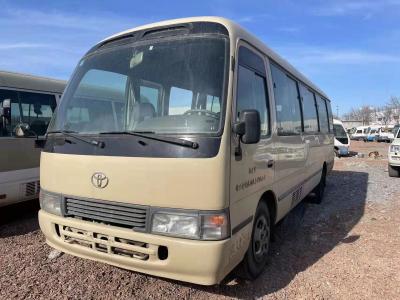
39,189 -> 63,216
151,210 -> 229,240
390,145 -> 400,153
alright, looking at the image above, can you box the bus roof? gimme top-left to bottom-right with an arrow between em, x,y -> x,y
0,70 -> 66,94
99,17 -> 330,100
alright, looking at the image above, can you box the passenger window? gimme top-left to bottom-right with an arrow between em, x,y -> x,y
140,85 -> 159,114
18,91 -> 57,136
299,84 -> 318,133
270,63 -> 302,135
325,99 -> 333,132
316,95 -> 329,133
0,89 -> 20,137
236,65 -> 269,136
169,87 -> 193,115
206,95 -> 221,113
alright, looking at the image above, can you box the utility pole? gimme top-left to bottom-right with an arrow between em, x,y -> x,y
336,105 -> 339,118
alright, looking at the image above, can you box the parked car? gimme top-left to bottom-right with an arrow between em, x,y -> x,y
388,127 -> 400,177
333,119 -> 350,156
351,126 -> 369,140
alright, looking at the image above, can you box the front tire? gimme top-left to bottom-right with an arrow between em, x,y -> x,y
388,165 -> 400,177
240,202 -> 271,280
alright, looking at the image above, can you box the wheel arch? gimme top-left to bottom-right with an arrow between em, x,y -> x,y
259,190 -> 277,226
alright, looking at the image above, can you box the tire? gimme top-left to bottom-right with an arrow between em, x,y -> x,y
240,202 -> 271,280
312,167 -> 326,204
388,165 -> 400,177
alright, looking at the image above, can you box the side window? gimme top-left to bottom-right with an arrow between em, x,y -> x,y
140,85 -> 159,115
236,65 -> 269,136
299,84 -> 319,133
18,91 -> 57,136
169,87 -> 193,115
0,89 -> 20,136
270,63 -> 302,135
325,99 -> 333,132
206,95 -> 221,113
316,95 -> 329,133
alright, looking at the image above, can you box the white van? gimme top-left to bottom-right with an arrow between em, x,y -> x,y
377,126 -> 394,143
388,127 -> 400,177
333,119 -> 350,156
351,126 -> 368,141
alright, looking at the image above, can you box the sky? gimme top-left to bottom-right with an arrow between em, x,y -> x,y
0,0 -> 399,116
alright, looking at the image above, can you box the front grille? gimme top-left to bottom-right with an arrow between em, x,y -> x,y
64,198 -> 148,231
56,224 -> 160,261
336,137 -> 348,144
25,181 -> 40,197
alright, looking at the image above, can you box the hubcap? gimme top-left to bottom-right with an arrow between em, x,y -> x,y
253,215 -> 270,262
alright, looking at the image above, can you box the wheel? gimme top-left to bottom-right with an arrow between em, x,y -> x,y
388,165 -> 400,177
240,202 -> 271,280
312,167 -> 326,204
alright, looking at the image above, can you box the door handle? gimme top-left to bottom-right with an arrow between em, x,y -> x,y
267,160 -> 274,168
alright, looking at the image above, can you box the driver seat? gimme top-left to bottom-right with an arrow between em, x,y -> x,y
133,102 -> 155,123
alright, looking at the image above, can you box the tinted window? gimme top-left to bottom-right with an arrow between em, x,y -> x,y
140,85 -> 160,114
236,65 -> 269,135
325,99 -> 333,132
316,95 -> 329,133
299,84 -> 318,133
169,87 -> 192,115
270,64 -> 302,135
0,89 -> 19,136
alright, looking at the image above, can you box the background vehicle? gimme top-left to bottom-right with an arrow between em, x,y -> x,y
38,17 -> 334,285
0,71 -> 65,207
388,127 -> 400,177
377,125 -> 394,143
333,119 -> 350,157
351,126 -> 369,141
365,126 -> 381,142
390,125 -> 400,142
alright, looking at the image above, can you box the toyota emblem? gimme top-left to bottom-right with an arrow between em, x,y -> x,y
91,172 -> 109,189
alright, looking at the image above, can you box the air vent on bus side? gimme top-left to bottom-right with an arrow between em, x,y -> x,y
25,181 -> 40,197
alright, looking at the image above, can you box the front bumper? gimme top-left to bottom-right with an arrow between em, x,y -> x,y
39,210 -> 232,285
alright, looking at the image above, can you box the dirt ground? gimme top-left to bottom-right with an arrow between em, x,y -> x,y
1,141 -> 399,300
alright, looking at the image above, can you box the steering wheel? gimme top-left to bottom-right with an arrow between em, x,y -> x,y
183,109 -> 220,119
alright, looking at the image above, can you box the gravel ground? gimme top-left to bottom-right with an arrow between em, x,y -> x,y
1,141 -> 399,299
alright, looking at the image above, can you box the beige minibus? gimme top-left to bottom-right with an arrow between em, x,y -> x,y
0,71 -> 65,206
38,17 -> 334,285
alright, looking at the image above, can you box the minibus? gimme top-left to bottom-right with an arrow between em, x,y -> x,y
38,17 -> 334,285
333,119 -> 350,156
351,125 -> 369,140
0,71 -> 65,207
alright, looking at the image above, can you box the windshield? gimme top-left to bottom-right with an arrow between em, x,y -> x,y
333,124 -> 347,138
50,36 -> 228,135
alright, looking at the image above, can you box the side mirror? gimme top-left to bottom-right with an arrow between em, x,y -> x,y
233,109 -> 261,144
14,123 -> 31,137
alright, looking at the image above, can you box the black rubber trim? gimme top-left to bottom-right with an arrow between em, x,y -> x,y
232,215 -> 253,235
87,21 -> 229,55
278,168 -> 322,201
43,135 -> 221,158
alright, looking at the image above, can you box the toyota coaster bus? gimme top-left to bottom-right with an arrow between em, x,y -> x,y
38,17 -> 334,285
0,71 -> 65,207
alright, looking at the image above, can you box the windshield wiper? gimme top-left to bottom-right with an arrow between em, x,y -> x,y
99,131 -> 199,149
47,130 -> 105,148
